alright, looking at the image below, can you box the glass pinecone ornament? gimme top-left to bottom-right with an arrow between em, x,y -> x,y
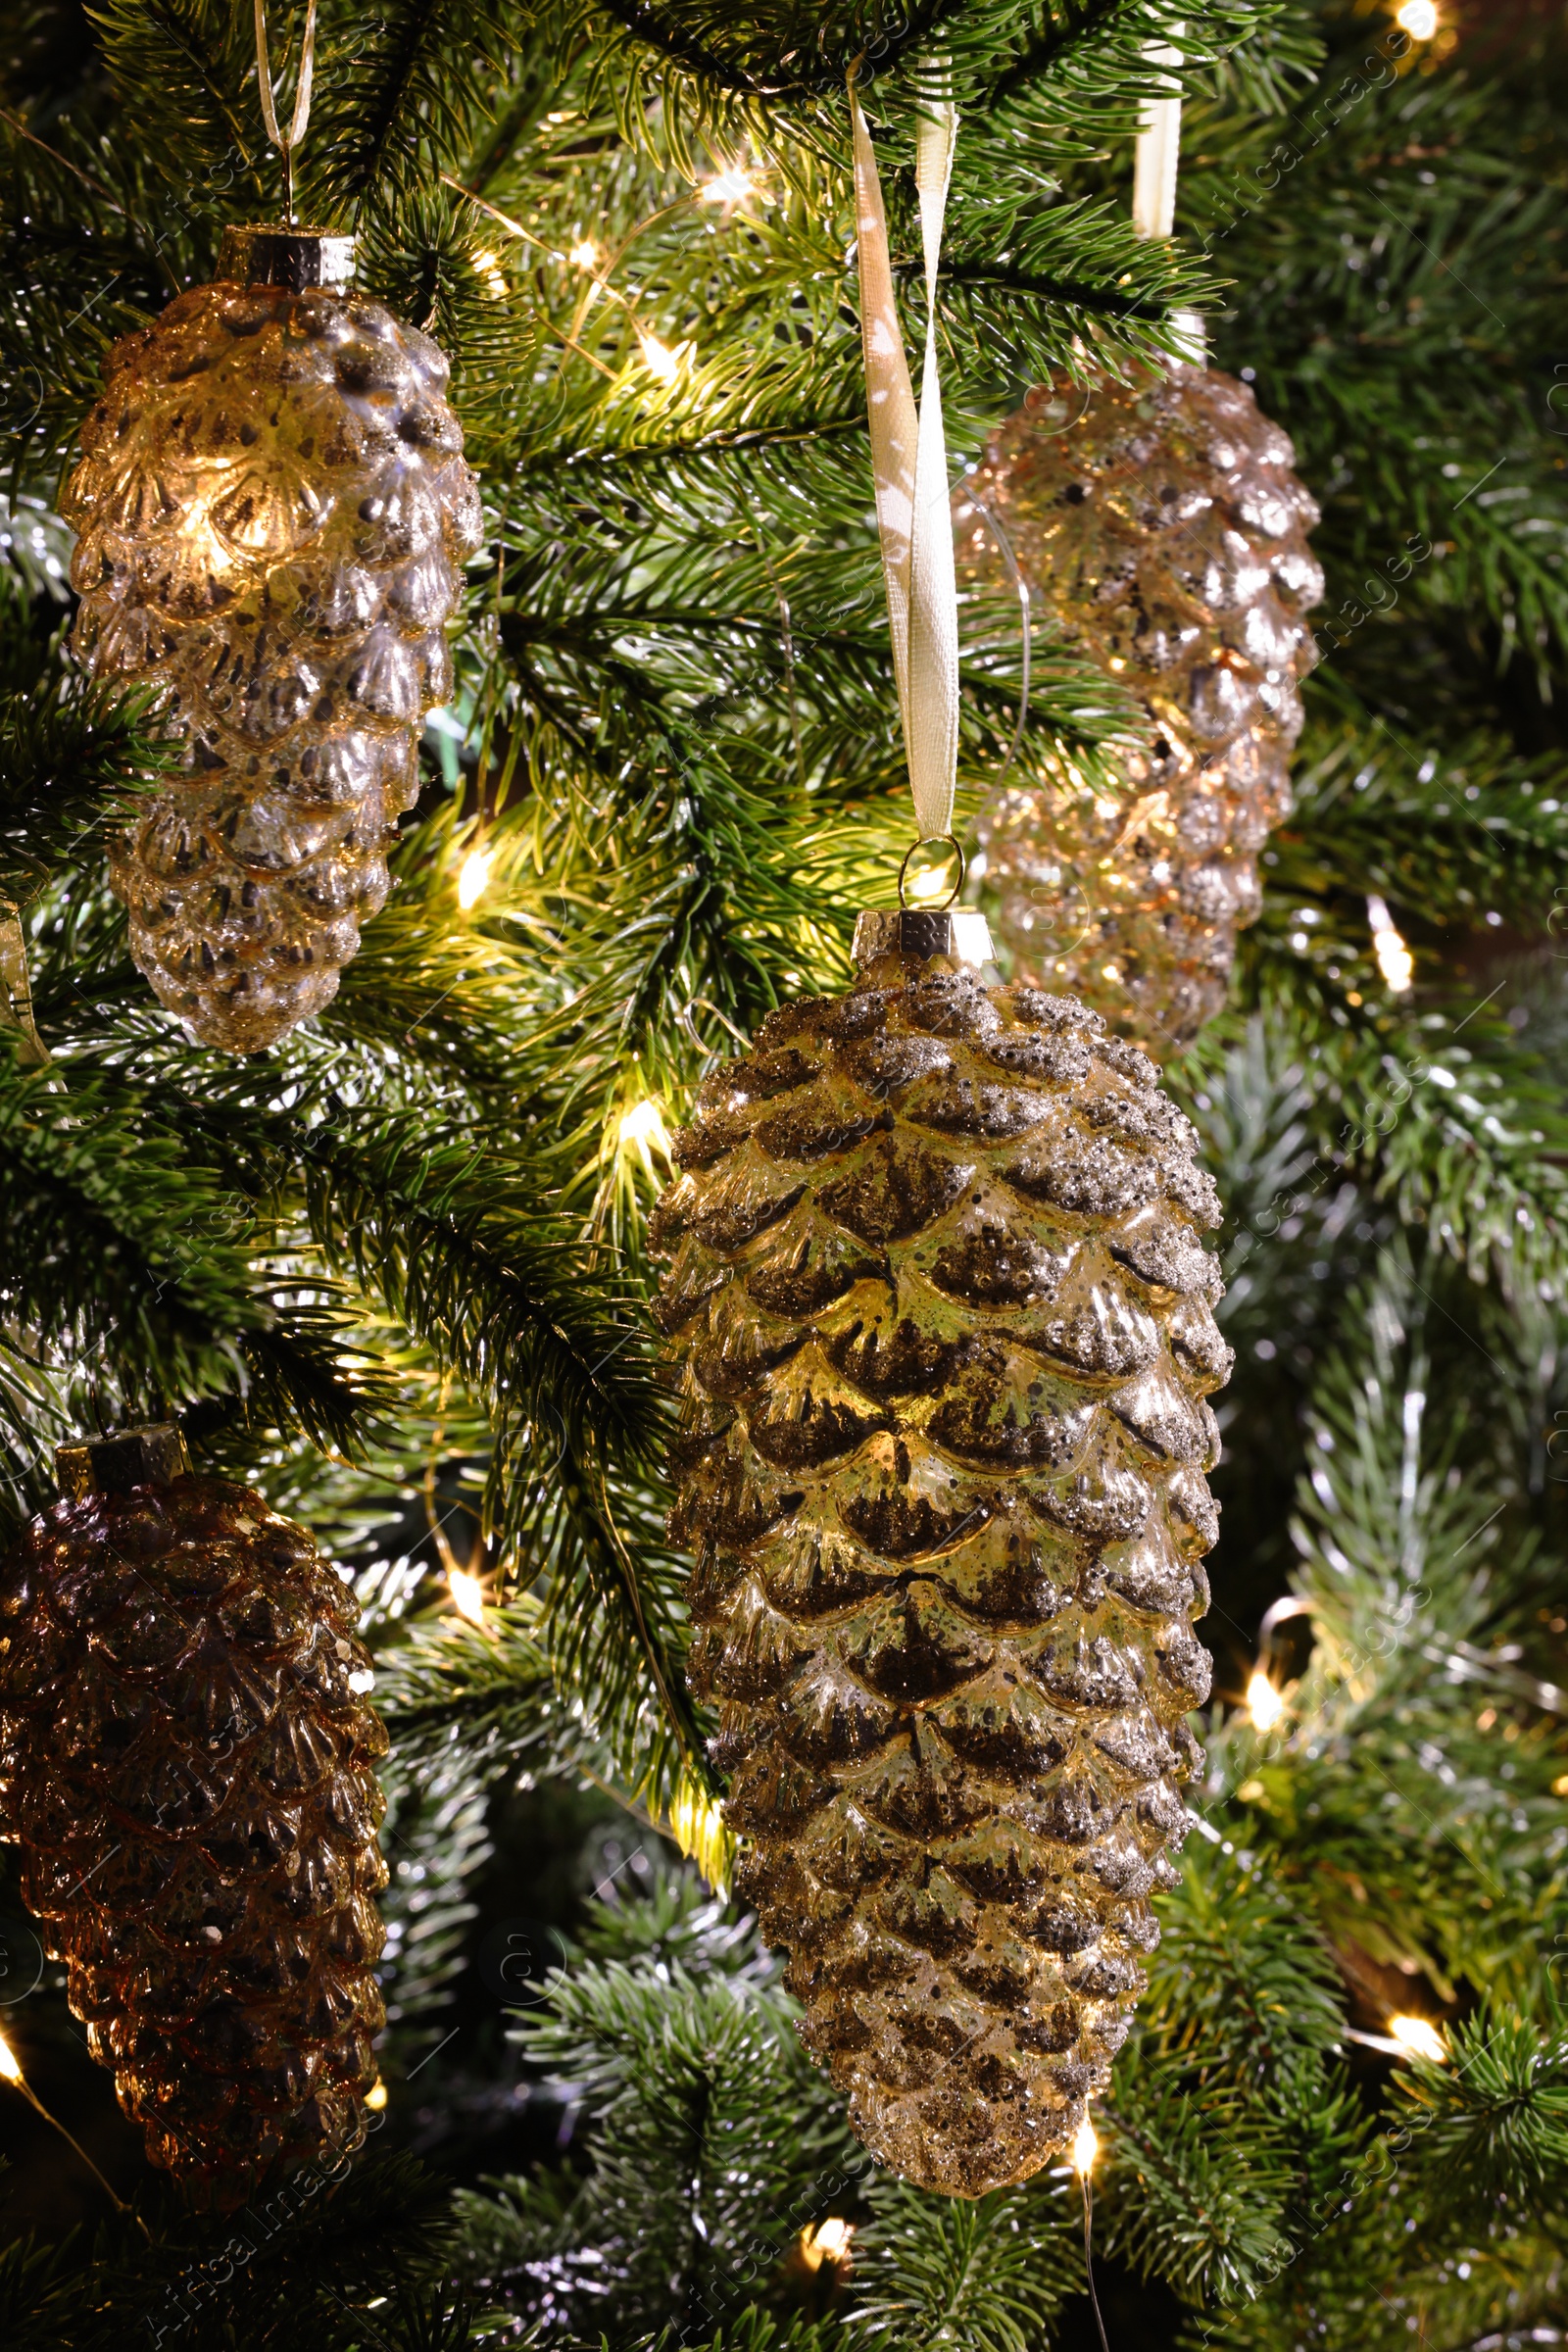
652,912 -> 1230,2195
956,361 -> 1322,1057
62,226 -> 482,1053
0,1425 -> 389,2208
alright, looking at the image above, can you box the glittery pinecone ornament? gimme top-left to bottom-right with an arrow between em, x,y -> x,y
62,226 -> 482,1053
0,1426 -> 389,2207
652,911 -> 1229,2196
956,362 -> 1322,1056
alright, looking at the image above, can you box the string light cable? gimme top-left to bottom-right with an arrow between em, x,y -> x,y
0,2027 -> 148,2230
1072,2110 -> 1111,2352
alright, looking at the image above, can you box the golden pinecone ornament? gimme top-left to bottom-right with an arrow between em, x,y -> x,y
0,1425 -> 389,2208
63,226 -> 482,1054
956,363 -> 1322,1057
653,912 -> 1229,2196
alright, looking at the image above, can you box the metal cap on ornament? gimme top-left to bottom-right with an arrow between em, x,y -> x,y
56,1422 -> 190,1500
853,907 -> 995,969
853,834 -> 996,971
216,223 -> 356,292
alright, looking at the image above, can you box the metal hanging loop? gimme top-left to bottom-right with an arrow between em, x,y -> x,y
898,833 -> 966,911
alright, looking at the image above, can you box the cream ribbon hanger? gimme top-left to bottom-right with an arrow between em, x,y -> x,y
1132,36 -> 1184,240
1132,33 -> 1203,363
852,72 -> 959,846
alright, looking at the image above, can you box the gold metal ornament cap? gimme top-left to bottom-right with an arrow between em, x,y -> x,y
216,224 -> 356,293
853,907 -> 996,968
56,1423 -> 191,1500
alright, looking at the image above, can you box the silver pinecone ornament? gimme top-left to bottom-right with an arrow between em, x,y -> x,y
956,363 -> 1321,1057
63,226 -> 482,1053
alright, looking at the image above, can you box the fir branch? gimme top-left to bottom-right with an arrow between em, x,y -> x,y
0,673 -> 176,900
0,1046 -> 372,1457
854,2176 -> 1078,2351
1392,2005 -> 1568,2213
296,1112 -> 660,1466
89,0 -> 263,197
308,0 -> 507,223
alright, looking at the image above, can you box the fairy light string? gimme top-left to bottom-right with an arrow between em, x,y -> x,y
0,2026 -> 147,2230
1073,2109 -> 1112,2352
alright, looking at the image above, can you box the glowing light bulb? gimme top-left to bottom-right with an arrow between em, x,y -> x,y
449,1567 -> 487,1624
457,848 -> 493,909
365,2079 -> 389,2111
799,2216 -> 855,2270
1389,2014 -> 1447,2063
701,168 -> 755,204
638,333 -> 681,382
1102,962 -> 1121,983
1396,0 -> 1438,37
1367,895 -> 1414,993
666,1776 -> 734,1895
568,239 -> 599,270
0,2032 -> 21,2084
471,247 -> 508,298
619,1098 -> 673,1158
1071,2113 -> 1099,2177
1247,1670 -> 1286,1733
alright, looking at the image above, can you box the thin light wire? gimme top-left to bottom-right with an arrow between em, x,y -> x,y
956,469 -> 1031,791
253,0 -> 318,222
1082,2169 -> 1111,2352
1,2058 -> 151,2235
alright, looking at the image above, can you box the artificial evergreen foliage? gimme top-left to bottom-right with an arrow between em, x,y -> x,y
0,0 -> 1566,2345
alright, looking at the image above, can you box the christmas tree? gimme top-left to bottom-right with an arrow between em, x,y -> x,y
2,0 -> 1567,2344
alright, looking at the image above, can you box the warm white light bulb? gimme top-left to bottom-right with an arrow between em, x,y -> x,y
619,1098 -> 672,1157
1389,2014 -> 1447,2063
1396,0 -> 1438,38
1071,2113 -> 1099,2177
0,2032 -> 22,2084
449,1567 -> 487,1624
701,168 -> 755,204
458,848 -> 493,910
471,248 -> 507,298
798,2215 -> 853,2272
638,333 -> 681,382
568,239 -> 599,270
1367,896 -> 1414,993
365,2079 -> 389,2110
1247,1670 -> 1286,1733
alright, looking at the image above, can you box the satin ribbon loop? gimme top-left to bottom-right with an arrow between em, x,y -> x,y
853,69 -> 959,845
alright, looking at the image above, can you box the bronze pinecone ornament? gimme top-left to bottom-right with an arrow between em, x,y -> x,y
956,362 -> 1322,1058
62,227 -> 482,1054
0,1427 -> 389,2208
653,917 -> 1230,2195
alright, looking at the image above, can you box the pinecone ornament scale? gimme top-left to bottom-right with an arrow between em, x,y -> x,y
655,939 -> 1230,2195
63,238 -> 481,1052
958,363 -> 1322,1056
0,1437 -> 388,2207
